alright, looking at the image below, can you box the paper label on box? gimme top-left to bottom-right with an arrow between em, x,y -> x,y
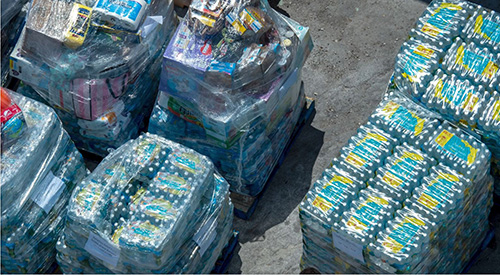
31,171 -> 66,213
332,231 -> 365,264
85,232 -> 120,268
193,217 -> 218,256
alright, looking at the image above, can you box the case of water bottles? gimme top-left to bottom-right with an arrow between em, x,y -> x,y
9,0 -> 178,156
391,0 -> 500,196
299,89 -> 494,273
148,0 -> 313,197
1,88 -> 87,273
56,133 -> 234,273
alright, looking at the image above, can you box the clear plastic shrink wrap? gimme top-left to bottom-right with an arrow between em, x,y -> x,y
299,90 -> 493,273
56,133 -> 234,273
393,0 -> 500,196
9,0 -> 178,156
148,0 -> 313,196
1,0 -> 28,85
1,88 -> 87,273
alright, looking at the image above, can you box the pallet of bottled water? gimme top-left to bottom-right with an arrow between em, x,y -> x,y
56,133 -> 234,273
299,90 -> 493,273
1,88 -> 87,273
392,0 -> 500,192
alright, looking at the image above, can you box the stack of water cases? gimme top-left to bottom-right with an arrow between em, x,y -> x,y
1,88 -> 87,273
9,0 -> 178,156
56,133 -> 234,273
1,0 -> 28,85
392,0 -> 500,194
148,0 -> 313,196
299,90 -> 494,273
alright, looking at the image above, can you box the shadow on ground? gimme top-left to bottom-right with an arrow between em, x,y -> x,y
233,121 -> 325,243
467,201 -> 500,273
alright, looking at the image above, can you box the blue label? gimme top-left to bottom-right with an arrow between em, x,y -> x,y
352,200 -> 385,231
96,0 -> 143,21
387,106 -> 423,134
435,79 -> 478,111
387,158 -> 419,182
423,177 -> 455,209
480,18 -> 500,44
350,137 -> 385,164
318,180 -> 349,210
462,49 -> 492,75
426,8 -> 459,32
403,52 -> 432,79
208,61 -> 236,75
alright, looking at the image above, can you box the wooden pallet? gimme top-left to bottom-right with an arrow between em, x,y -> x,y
230,89 -> 316,220
462,225 -> 495,273
211,231 -> 239,274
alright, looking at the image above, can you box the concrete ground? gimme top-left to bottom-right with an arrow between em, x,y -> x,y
227,0 -> 500,273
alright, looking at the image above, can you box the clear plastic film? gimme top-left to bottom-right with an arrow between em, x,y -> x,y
405,164 -> 469,221
10,0 -> 178,156
1,88 -> 27,149
149,0 -> 313,196
301,1 -> 496,273
369,91 -> 442,146
393,38 -> 444,97
478,90 -> 500,133
299,164 -> 365,235
367,207 -> 437,273
1,0 -> 28,29
1,0 -> 27,86
421,69 -> 487,128
442,37 -> 500,90
403,164 -> 493,273
421,121 -> 491,181
56,133 -> 234,273
1,89 -> 87,274
335,123 -> 397,182
462,7 -> 500,52
409,0 -> 474,47
369,143 -> 435,202
335,187 -> 400,248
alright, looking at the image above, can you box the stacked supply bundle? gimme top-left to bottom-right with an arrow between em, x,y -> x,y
299,91 -> 494,273
1,88 -> 87,273
1,0 -> 28,85
391,0 -> 500,194
148,0 -> 313,196
56,133 -> 234,273
9,0 -> 178,156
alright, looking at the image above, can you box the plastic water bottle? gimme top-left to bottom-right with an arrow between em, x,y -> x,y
478,90 -> 500,133
369,91 -> 441,147
442,38 -> 500,91
369,143 -> 435,202
409,0 -> 473,47
393,38 -> 443,97
368,207 -> 437,273
404,164 -> 469,222
421,121 -> 491,181
421,69 -> 487,127
461,7 -> 500,52
333,186 -> 400,263
337,123 -> 397,182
